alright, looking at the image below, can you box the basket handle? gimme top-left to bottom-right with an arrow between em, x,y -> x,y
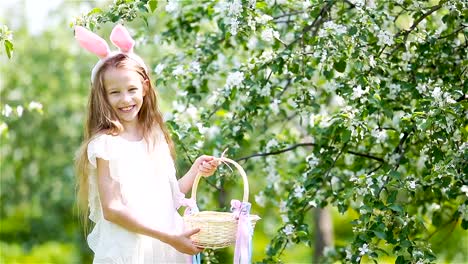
190,157 -> 249,204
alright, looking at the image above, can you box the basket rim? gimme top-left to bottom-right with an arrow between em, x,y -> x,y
183,211 -> 261,222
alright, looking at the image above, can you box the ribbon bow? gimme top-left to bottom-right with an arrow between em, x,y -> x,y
231,200 -> 253,264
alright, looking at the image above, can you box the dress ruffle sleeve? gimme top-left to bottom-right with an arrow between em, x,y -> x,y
88,134 -> 111,168
86,134 -> 113,224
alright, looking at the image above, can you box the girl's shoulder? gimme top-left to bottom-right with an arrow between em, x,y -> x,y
87,132 -> 119,167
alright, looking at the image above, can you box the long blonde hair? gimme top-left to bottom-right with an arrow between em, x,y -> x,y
75,54 -> 175,232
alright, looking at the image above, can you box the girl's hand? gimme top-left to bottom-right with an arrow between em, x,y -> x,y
168,228 -> 204,255
192,155 -> 220,177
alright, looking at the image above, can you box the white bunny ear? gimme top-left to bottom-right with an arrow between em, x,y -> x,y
75,26 -> 110,58
110,24 -> 135,53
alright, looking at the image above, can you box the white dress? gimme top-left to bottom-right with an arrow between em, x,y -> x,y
86,131 -> 189,264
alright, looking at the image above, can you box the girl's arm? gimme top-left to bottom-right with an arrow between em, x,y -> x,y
96,158 -> 202,255
178,155 -> 219,194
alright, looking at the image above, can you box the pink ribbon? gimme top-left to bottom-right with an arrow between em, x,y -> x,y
231,200 -> 253,264
175,192 -> 199,215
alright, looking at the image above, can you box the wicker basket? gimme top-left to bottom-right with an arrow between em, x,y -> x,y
183,157 -> 261,249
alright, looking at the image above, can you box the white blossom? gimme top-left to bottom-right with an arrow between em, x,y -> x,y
279,200 -> 287,213
319,21 -> 347,37
358,243 -> 369,255
261,27 -> 279,42
413,250 -> 424,259
402,50 -> 412,61
2,104 -> 12,117
351,85 -> 368,100
387,153 -> 400,166
459,204 -> 468,221
345,249 -> 352,260
28,101 -> 43,111
229,18 -> 240,35
372,128 -> 387,143
461,185 -> 468,197
293,185 -> 305,198
232,125 -> 241,134
377,30 -> 394,46
306,154 -> 320,167
349,0 -> 365,7
165,0 -> 180,13
255,192 -> 266,207
186,105 -> 198,120
303,0 -> 312,9
416,83 -> 427,94
260,49 -> 274,61
266,138 -> 278,151
225,71 -> 244,88
259,83 -> 271,97
270,99 -> 280,114
247,37 -> 258,50
283,224 -> 295,236
189,61 -> 201,74
172,65 -> 185,76
432,87 -> 442,100
154,63 -> 165,75
247,16 -> 256,31
172,101 -> 185,113
308,200 -> 317,207
228,0 -> 242,16
429,203 -> 440,211
388,83 -> 401,100
16,106 -> 23,117
256,14 -> 273,24
206,126 -> 220,138
369,55 -> 376,68
408,180 -> 417,190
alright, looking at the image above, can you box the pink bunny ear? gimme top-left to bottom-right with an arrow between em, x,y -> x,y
75,26 -> 110,58
110,24 -> 135,53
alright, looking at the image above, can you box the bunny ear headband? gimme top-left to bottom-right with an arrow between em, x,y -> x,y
75,24 -> 148,82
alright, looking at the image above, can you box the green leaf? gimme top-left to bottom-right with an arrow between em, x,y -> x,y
296,231 -> 308,237
87,7 -> 102,16
373,230 -> 386,240
432,212 -> 441,226
4,39 -> 13,59
148,0 -> 158,12
333,60 -> 347,73
389,170 -> 401,180
461,219 -> 468,230
395,255 -> 405,264
387,190 -> 398,204
323,70 -> 334,79
341,129 -> 351,142
389,204 -> 404,213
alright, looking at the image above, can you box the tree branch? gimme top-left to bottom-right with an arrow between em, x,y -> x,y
286,0 -> 334,49
236,142 -> 384,163
347,150 -> 385,162
390,1 -> 446,56
437,24 -> 467,40
273,10 -> 308,20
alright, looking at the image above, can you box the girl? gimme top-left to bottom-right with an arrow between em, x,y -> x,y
74,25 -> 219,263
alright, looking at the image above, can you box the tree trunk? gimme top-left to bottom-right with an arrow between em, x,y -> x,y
313,208 -> 334,263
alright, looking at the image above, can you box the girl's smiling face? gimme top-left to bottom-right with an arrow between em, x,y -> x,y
103,67 -> 147,127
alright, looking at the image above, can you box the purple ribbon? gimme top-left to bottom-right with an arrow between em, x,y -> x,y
231,200 -> 253,264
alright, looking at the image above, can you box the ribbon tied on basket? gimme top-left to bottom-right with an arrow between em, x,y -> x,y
175,192 -> 199,216
231,199 -> 253,264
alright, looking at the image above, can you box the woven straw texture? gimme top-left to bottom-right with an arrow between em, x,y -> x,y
183,157 -> 260,249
